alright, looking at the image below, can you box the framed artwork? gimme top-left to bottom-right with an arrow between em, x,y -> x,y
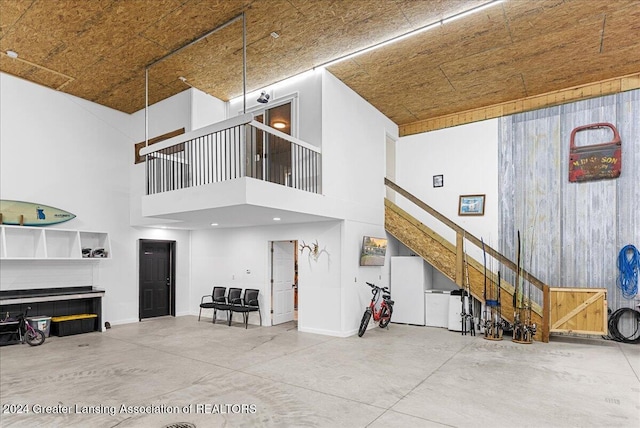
433,174 -> 444,188
458,194 -> 485,216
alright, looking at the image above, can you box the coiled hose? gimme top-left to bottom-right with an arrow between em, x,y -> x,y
604,308 -> 640,343
617,245 -> 639,299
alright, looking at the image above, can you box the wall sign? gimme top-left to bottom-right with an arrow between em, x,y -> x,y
569,123 -> 621,182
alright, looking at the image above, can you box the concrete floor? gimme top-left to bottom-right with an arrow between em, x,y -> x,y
0,316 -> 638,428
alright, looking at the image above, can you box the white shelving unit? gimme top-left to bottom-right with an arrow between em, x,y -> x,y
0,225 -> 111,260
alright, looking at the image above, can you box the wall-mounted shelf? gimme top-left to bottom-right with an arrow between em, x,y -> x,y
0,225 -> 111,260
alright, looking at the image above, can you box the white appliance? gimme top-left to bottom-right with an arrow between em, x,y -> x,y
390,256 -> 427,325
425,290 -> 450,327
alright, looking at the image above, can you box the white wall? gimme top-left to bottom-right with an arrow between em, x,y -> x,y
191,88 -> 226,131
188,70 -> 398,336
129,89 -> 194,227
128,88 -> 227,226
190,221 -> 343,334
321,71 -> 399,334
0,67 -> 399,336
341,220 -> 389,335
228,69 -> 323,147
322,71 -> 398,215
395,119 -> 499,265
0,72 -> 192,326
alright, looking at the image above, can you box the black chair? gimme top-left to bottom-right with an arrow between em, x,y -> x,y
229,289 -> 261,329
198,286 -> 226,322
215,287 -> 242,326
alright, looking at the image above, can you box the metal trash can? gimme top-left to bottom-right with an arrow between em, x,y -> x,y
27,316 -> 52,338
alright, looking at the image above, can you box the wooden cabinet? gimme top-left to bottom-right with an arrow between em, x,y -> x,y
0,225 -> 111,260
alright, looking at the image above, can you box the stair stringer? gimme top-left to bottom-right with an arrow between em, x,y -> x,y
385,199 -> 543,333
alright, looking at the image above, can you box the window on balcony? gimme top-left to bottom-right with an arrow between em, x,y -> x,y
251,101 -> 292,186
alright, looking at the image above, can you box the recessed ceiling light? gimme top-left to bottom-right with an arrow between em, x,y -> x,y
211,223 -> 219,226
270,32 -> 280,39
273,217 -> 281,221
273,121 -> 286,129
6,50 -> 18,58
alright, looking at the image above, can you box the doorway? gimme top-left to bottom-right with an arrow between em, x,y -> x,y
139,240 -> 176,320
251,102 -> 294,186
271,240 -> 297,325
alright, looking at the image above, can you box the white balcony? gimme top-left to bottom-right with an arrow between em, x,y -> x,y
139,115 -> 348,229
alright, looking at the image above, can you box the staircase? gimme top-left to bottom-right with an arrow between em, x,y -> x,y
384,179 -> 550,342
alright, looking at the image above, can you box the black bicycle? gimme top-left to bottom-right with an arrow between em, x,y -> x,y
358,282 -> 394,337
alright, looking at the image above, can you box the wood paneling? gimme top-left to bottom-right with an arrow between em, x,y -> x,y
400,73 -> 640,135
549,288 -> 607,336
498,88 -> 639,335
0,0 -> 637,126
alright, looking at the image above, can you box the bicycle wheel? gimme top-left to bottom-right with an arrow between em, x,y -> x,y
25,328 -> 45,346
379,304 -> 393,328
358,310 -> 372,337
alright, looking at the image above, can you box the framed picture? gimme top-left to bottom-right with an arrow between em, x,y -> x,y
458,194 -> 485,216
433,174 -> 444,188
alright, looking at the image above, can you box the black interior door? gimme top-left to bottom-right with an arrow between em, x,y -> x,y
139,240 -> 175,320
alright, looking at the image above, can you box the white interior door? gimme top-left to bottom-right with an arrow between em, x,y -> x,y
272,241 -> 295,325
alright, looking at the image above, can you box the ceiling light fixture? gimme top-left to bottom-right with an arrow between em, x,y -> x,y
6,50 -> 18,58
273,217 -> 281,221
229,69 -> 318,105
211,223 -> 219,226
272,121 -> 286,129
442,0 -> 502,24
257,91 -> 270,103
318,0 -> 503,69
230,0 -> 503,106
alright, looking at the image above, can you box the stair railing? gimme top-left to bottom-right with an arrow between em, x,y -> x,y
384,177 -> 551,341
141,114 -> 321,195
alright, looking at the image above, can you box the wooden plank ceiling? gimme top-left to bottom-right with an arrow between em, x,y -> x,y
1,0 -> 639,131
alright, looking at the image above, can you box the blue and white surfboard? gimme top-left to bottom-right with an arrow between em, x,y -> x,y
0,200 -> 76,226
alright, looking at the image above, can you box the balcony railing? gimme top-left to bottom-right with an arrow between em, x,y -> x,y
143,115 -> 321,195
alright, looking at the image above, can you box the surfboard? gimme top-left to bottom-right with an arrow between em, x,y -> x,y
0,200 -> 76,226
